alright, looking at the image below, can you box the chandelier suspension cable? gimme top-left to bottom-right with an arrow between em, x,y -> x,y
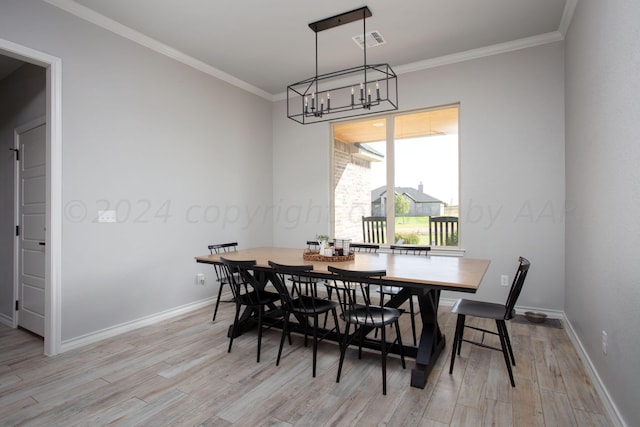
363,7 -> 367,105
315,30 -> 318,100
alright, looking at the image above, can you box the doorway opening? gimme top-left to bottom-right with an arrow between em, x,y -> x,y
1,39 -> 62,356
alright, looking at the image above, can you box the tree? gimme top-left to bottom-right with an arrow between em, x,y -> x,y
395,193 -> 410,216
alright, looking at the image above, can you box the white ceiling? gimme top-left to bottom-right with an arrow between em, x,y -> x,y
38,1 -> 573,99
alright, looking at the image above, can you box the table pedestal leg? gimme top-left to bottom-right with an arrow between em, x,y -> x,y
411,289 -> 444,388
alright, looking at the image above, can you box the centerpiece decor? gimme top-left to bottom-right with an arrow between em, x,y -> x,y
304,235 -> 355,261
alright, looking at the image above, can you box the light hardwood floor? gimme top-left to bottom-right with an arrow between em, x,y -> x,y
0,295 -> 612,426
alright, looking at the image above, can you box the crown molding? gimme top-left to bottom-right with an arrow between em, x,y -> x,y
273,31 -> 564,101
43,0 -> 273,101
45,0 -> 574,104
394,31 -> 564,76
559,0 -> 579,37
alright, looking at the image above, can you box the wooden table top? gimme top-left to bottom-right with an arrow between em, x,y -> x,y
195,247 -> 490,292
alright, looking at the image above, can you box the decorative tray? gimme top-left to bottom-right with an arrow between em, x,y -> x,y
303,250 -> 354,262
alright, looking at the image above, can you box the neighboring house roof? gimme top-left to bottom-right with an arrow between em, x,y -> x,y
371,186 -> 443,204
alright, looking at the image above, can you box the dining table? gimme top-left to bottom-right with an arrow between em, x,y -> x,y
195,246 -> 490,389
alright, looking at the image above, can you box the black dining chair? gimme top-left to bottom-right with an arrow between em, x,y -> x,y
219,257 -> 280,363
349,243 -> 380,253
389,244 -> 431,255
348,243 -> 379,304
318,243 -> 380,308
327,265 -> 406,395
303,240 -> 338,309
294,241 -> 333,298
268,261 -> 341,377
376,244 -> 431,346
449,257 -> 531,387
207,242 -> 238,321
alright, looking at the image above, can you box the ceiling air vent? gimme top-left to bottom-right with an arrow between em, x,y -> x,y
352,30 -> 386,49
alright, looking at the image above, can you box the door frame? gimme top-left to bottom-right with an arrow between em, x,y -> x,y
2,38 -> 62,356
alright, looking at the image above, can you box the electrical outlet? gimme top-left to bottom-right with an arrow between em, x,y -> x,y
500,275 -> 509,286
98,210 -> 117,223
602,330 -> 607,355
196,273 -> 205,285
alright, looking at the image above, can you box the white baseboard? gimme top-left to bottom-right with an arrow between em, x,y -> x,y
439,296 -> 457,308
60,297 -> 214,353
56,296 -> 625,426
514,305 -> 565,319
562,315 -> 626,427
0,313 -> 15,328
439,299 -> 624,426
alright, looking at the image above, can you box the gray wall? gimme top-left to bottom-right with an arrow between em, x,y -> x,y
274,41 -> 566,312
2,0 -> 637,424
0,0 -> 273,341
0,63 -> 46,321
565,0 -> 640,425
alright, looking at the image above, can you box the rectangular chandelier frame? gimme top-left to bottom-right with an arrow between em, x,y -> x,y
287,6 -> 399,125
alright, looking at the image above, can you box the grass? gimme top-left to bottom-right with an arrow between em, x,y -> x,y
395,216 -> 430,245
394,215 -> 459,246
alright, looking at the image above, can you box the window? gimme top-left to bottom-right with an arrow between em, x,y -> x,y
332,105 -> 459,247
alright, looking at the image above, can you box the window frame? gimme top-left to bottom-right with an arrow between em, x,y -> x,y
330,104 -> 462,253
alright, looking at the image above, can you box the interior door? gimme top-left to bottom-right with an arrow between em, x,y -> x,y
17,118 -> 46,337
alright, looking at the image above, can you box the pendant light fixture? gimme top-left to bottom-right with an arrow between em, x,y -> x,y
287,6 -> 398,124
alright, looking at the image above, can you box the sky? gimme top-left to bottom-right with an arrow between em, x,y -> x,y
367,134 -> 459,206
